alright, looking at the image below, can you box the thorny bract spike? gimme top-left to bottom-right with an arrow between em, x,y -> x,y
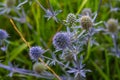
35,0 -> 62,22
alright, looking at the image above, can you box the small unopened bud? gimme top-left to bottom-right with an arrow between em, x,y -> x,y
80,16 -> 93,30
107,19 -> 118,33
66,13 -> 76,24
33,62 -> 47,73
6,0 -> 15,8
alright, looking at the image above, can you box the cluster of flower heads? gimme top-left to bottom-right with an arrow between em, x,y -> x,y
65,9 -> 93,31
48,8 -> 95,79
1,0 -> 120,79
29,46 -> 48,73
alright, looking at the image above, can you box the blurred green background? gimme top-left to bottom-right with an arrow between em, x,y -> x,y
0,0 -> 120,80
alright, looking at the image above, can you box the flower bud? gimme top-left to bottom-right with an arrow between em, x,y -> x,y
66,13 -> 76,24
107,19 -> 118,33
80,16 -> 93,30
33,62 -> 47,73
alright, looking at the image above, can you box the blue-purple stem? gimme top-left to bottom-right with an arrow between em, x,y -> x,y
0,63 -> 53,79
112,34 -> 119,57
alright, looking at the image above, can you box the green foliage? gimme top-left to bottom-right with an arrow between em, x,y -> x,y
0,0 -> 120,80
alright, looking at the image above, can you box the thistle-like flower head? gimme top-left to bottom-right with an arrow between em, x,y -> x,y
53,32 -> 70,50
80,16 -> 93,30
29,46 -> 44,61
107,18 -> 118,33
66,13 -> 76,24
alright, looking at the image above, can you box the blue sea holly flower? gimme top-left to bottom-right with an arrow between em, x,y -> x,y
53,32 -> 71,50
29,46 -> 45,61
0,29 -> 9,40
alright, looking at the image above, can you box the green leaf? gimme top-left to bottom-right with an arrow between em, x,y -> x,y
91,60 -> 109,80
76,0 -> 88,15
10,42 -> 32,61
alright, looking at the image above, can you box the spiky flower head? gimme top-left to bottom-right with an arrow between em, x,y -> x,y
82,8 -> 92,17
53,32 -> 70,50
107,18 -> 118,33
29,46 -> 44,61
33,62 -> 47,73
0,29 -> 8,40
80,16 -> 93,30
66,13 -> 76,24
6,0 -> 16,8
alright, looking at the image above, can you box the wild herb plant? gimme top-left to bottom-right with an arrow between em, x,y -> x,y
104,18 -> 120,57
0,0 -> 120,80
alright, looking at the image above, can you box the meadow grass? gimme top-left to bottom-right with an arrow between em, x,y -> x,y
0,0 -> 120,80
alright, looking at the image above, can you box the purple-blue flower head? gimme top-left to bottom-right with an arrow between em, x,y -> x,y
0,29 -> 8,40
29,46 -> 44,61
53,32 -> 70,50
